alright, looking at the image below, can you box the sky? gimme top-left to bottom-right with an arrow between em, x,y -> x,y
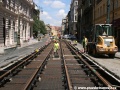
33,0 -> 71,26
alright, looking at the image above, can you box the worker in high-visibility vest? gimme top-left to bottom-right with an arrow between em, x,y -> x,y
74,40 -> 77,45
54,40 -> 59,57
82,36 -> 88,53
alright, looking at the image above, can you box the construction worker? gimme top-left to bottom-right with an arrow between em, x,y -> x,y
54,40 -> 59,57
74,40 -> 77,45
82,36 -> 88,53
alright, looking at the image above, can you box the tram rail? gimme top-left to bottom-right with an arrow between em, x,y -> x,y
0,42 -> 52,90
62,40 -> 120,90
0,40 -> 120,90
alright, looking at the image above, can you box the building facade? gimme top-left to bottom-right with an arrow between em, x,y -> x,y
77,0 -> 94,42
0,0 -> 34,53
50,26 -> 61,37
45,24 -> 51,35
69,0 -> 78,35
33,5 -> 40,20
94,0 -> 120,47
77,0 -> 82,41
61,18 -> 66,35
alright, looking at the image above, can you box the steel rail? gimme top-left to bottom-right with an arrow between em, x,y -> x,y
63,58 -> 72,90
0,44 -> 47,82
0,52 -> 36,79
60,40 -> 72,90
23,46 -> 53,90
65,41 -> 115,90
0,43 -> 52,90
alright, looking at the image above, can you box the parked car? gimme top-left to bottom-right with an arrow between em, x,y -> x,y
69,35 -> 76,40
50,36 -> 54,39
63,34 -> 70,39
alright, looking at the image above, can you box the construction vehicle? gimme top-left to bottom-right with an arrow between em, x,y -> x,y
87,24 -> 118,58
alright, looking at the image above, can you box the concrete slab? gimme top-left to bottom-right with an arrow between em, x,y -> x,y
73,41 -> 120,78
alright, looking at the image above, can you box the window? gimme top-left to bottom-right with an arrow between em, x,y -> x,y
75,15 -> 77,21
8,0 -> 11,6
8,19 -> 11,30
110,1 -> 113,11
98,8 -> 100,17
89,0 -> 92,6
105,4 -> 106,13
115,0 -> 118,8
95,10 -> 97,19
103,4 -> 105,14
96,0 -> 102,5
13,21 -> 15,29
20,3 -> 22,10
119,0 -> 120,7
75,1 -> 78,6
100,6 -> 102,16
75,8 -> 77,14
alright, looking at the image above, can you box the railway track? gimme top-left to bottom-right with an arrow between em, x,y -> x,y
0,40 -> 120,90
62,40 -> 120,90
0,43 -> 52,90
33,45 -> 64,90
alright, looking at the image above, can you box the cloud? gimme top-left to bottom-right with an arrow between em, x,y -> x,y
40,11 -> 61,26
33,0 -> 70,26
43,1 -> 52,5
43,0 -> 65,9
51,1 -> 65,9
57,9 -> 67,18
41,11 -> 52,20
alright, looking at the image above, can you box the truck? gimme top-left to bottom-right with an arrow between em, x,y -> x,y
87,24 -> 118,58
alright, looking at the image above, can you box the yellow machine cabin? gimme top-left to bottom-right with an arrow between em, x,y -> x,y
87,24 -> 118,58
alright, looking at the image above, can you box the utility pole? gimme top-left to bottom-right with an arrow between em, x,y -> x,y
106,0 -> 110,24
112,0 -> 115,35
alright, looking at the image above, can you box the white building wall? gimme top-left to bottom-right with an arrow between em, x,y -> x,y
0,0 -> 34,53
0,10 -> 4,53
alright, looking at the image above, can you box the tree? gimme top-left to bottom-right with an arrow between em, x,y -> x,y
33,16 -> 47,38
39,20 -> 47,35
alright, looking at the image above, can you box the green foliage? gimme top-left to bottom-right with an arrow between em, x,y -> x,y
33,16 -> 47,38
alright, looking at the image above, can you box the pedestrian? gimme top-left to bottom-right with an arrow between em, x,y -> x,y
82,36 -> 88,53
54,40 -> 59,57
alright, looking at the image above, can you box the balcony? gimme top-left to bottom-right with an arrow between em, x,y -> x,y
30,18 -> 34,23
25,0 -> 34,7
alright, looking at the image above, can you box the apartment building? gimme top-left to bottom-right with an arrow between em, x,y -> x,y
77,0 -> 94,41
0,0 -> 34,53
69,0 -> 78,35
61,18 -> 66,35
51,26 -> 61,36
94,0 -> 120,47
45,24 -> 51,35
77,0 -> 82,41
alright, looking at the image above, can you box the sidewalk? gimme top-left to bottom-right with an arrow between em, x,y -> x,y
18,38 -> 39,49
71,41 -> 120,78
0,38 -> 46,69
2,39 -> 38,55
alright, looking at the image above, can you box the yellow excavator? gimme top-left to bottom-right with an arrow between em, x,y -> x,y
87,24 -> 118,58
